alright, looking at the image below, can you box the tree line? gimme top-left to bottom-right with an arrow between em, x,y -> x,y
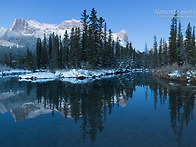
24,8 -> 137,71
146,11 -> 196,69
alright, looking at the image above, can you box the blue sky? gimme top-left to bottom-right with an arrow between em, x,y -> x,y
0,0 -> 196,51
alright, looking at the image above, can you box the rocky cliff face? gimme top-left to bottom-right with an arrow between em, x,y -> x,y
9,18 -> 128,46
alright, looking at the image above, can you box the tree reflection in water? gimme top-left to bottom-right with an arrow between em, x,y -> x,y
0,73 -> 195,144
31,73 -> 195,143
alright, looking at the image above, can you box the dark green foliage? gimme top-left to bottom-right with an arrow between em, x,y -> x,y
42,34 -> 48,68
169,12 -> 177,64
153,35 -> 158,68
81,10 -> 89,64
176,21 -> 184,66
158,38 -> 163,67
10,8 -> 140,70
36,38 -> 42,69
115,37 -> 121,67
185,23 -> 192,64
163,39 -> 168,66
63,30 -> 70,68
26,48 -> 35,70
191,26 -> 196,65
4,54 -> 8,66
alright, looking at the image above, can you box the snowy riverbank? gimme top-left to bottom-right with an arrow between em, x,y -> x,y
18,68 -> 149,83
0,69 -> 32,77
153,64 -> 196,85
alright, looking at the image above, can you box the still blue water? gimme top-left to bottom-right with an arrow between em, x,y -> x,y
0,73 -> 195,147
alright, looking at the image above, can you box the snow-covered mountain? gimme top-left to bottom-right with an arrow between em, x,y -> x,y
0,18 -> 129,57
0,27 -> 36,48
10,18 -> 128,46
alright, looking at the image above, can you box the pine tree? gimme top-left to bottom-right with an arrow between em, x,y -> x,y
153,35 -> 158,68
176,21 -> 184,66
115,37 -> 121,67
124,43 -> 129,67
169,12 -> 177,64
163,39 -> 168,66
81,10 -> 89,64
36,38 -> 42,69
63,30 -> 70,68
86,28 -> 93,68
9,53 -> 12,67
26,48 -> 34,70
53,35 -> 60,69
59,36 -> 64,69
98,17 -> 105,67
191,26 -> 196,65
158,38 -> 163,67
88,8 -> 100,68
42,34 -> 48,68
4,54 -> 8,66
48,34 -> 53,69
144,43 -> 148,68
107,29 -> 113,68
75,27 -> 81,68
103,22 -> 107,68
89,8 -> 98,31
129,42 -> 134,68
185,23 -> 192,64
70,28 -> 76,68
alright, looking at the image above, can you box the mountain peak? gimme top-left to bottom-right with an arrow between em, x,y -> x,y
9,18 -> 128,46
58,19 -> 83,30
116,30 -> 128,43
10,18 -> 27,32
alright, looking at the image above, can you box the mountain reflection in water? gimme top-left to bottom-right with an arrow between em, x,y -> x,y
0,72 -> 195,146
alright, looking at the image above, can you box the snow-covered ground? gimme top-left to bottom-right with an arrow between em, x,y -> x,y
18,69 -> 140,83
154,67 -> 196,85
168,70 -> 181,77
0,69 -> 32,77
55,69 -> 116,78
0,68 -> 149,83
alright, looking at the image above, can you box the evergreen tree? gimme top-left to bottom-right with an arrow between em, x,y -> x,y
53,35 -> 60,68
115,37 -> 121,67
81,10 -> 89,64
9,53 -> 12,67
88,8 -> 100,68
163,39 -> 168,66
98,17 -> 105,67
153,35 -> 158,68
70,28 -> 76,68
63,30 -> 70,68
36,38 -> 42,69
4,54 -> 8,66
158,38 -> 163,67
42,34 -> 48,68
191,26 -> 196,65
48,34 -> 53,69
107,29 -> 113,67
75,27 -> 81,68
103,22 -> 107,68
59,36 -> 64,69
184,23 -> 192,64
144,43 -> 149,68
86,28 -> 93,68
176,21 -> 184,66
169,12 -> 177,64
129,42 -> 134,68
26,48 -> 34,70
89,8 -> 98,31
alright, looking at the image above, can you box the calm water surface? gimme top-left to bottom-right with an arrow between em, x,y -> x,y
0,72 -> 195,147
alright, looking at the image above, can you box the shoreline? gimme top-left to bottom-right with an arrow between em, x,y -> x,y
152,65 -> 196,85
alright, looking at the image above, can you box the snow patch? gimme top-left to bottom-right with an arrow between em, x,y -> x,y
19,72 -> 56,80
168,70 -> 181,77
